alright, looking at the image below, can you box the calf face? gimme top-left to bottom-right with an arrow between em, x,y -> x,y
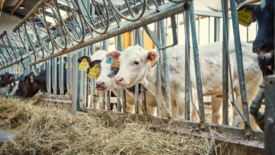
238,0 -> 274,55
109,45 -> 159,88
0,73 -> 14,87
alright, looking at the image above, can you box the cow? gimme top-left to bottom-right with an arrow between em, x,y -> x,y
237,0 -> 274,78
110,41 -> 262,128
78,50 -> 157,115
14,58 -> 67,98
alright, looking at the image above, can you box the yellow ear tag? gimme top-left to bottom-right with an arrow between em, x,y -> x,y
88,64 -> 100,79
237,8 -> 253,27
65,64 -> 68,69
79,58 -> 89,71
111,56 -> 120,68
0,77 -> 1,80
151,56 -> 157,68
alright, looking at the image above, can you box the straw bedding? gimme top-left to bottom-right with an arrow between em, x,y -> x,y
0,93 -> 227,155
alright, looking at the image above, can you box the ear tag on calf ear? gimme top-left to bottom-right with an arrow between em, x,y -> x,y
151,56 -> 157,68
65,64 -> 72,69
30,77 -> 34,83
106,56 -> 113,64
79,58 -> 89,71
0,77 -> 1,80
111,56 -> 120,68
88,64 -> 100,79
237,8 -> 253,27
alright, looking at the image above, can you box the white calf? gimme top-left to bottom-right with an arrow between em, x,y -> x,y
111,41 -> 262,128
93,52 -> 157,115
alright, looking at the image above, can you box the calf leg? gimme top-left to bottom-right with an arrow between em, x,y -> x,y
211,97 -> 222,124
189,89 -> 199,122
211,96 -> 233,125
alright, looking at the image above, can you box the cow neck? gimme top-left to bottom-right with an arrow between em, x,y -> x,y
140,63 -> 158,97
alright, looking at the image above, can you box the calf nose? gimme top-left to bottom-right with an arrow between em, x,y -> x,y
96,81 -> 105,87
115,76 -> 124,83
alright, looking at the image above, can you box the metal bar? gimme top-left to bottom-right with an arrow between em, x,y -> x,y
189,1 -> 205,123
229,0 -> 251,130
160,19 -> 172,118
221,0 -> 229,125
155,22 -> 162,117
71,54 -> 78,115
184,11 -> 191,120
52,57 -> 57,95
60,55 -> 64,95
208,17 -> 210,43
134,29 -> 140,114
103,39 -> 110,111
264,75 -> 275,154
117,34 -> 123,112
29,2 -> 190,66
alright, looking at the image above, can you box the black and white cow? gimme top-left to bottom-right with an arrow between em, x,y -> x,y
238,0 -> 274,78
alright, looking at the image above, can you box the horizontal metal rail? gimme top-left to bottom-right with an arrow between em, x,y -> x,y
29,2 -> 190,66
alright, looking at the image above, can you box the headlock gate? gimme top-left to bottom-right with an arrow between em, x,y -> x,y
0,0 -> 273,154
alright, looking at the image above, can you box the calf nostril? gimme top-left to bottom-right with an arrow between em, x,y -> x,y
119,78 -> 123,82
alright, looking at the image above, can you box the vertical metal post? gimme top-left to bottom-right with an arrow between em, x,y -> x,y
79,50 -> 85,109
59,55 -> 64,95
229,0 -> 251,130
103,39 -> 110,110
52,57 -> 57,95
264,75 -> 275,155
117,34 -> 123,112
189,1 -> 205,122
160,19 -> 172,117
247,26 -> 249,42
71,54 -> 78,115
141,28 -> 147,116
177,14 -> 179,46
217,18 -> 221,41
184,11 -> 191,120
221,0 -> 229,125
208,17 -> 211,43
46,59 -> 51,94
156,22 -> 162,117
134,30 -> 139,114
90,2 -> 95,108
67,53 -> 72,95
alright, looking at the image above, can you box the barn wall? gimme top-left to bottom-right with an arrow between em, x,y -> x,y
0,12 -> 21,33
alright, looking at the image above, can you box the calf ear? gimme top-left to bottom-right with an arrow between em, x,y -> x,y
89,60 -> 102,68
77,56 -> 91,64
106,51 -> 121,60
237,4 -> 257,22
147,51 -> 159,68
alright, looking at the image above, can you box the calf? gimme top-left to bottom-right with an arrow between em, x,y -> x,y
111,41 -> 262,128
78,50 -> 156,115
238,0 -> 274,77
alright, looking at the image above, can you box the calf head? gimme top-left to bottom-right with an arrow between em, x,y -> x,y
109,45 -> 159,88
238,0 -> 274,55
0,73 -> 14,87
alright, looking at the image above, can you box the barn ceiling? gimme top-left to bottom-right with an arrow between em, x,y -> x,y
2,0 -> 40,18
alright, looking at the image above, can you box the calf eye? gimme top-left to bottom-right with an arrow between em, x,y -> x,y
134,61 -> 139,65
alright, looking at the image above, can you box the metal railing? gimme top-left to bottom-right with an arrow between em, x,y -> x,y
0,0 -> 264,141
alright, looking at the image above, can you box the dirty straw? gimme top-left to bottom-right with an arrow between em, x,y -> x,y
0,93 -> 226,155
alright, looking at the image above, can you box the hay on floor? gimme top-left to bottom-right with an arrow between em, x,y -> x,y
0,93 -> 226,155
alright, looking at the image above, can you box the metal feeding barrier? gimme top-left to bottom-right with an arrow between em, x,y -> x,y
0,0 -> 270,153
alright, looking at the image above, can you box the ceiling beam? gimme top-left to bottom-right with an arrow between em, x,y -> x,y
10,0 -> 25,16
